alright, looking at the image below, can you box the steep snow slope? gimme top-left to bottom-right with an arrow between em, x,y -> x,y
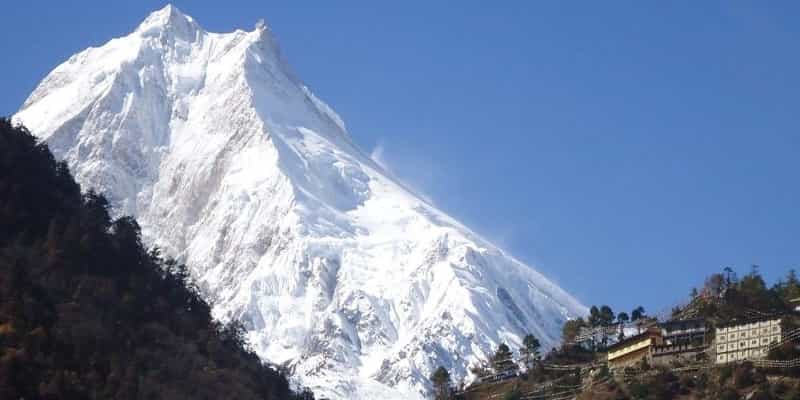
15,6 -> 585,399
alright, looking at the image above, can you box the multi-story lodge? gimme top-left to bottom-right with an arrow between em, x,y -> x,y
650,319 -> 709,366
659,318 -> 708,346
715,317 -> 782,364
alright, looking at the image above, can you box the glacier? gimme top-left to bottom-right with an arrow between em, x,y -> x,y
14,5 -> 586,399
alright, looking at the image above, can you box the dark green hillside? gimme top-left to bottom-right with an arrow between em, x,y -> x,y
0,118 -> 312,399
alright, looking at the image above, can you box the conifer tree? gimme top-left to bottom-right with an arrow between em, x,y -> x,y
631,306 -> 646,321
631,306 -> 646,334
430,366 -> 451,399
519,334 -> 541,371
599,305 -> 615,326
588,305 -> 600,327
492,343 -> 518,374
616,312 -> 629,341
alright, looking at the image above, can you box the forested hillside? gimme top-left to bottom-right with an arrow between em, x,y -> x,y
0,118 -> 311,399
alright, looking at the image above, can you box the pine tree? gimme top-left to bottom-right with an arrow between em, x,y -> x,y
631,306 -> 645,321
616,312 -> 629,341
723,266 -> 736,288
631,306 -> 646,334
788,269 -> 799,287
492,343 -> 518,374
430,366 -> 451,399
599,305 -> 615,326
777,269 -> 800,302
588,305 -> 600,327
519,334 -> 541,371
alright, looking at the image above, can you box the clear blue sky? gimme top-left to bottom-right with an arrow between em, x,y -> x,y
3,1 -> 799,316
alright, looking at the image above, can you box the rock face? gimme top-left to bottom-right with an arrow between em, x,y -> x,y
14,5 -> 585,399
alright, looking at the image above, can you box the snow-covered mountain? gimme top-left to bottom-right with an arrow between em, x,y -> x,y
14,5 -> 585,399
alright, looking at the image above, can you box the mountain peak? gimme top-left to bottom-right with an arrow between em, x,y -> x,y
15,8 -> 585,399
136,4 -> 202,39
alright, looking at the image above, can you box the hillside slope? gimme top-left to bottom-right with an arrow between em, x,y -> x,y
0,118 -> 308,399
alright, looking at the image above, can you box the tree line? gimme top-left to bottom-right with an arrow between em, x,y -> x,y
561,303 -> 649,350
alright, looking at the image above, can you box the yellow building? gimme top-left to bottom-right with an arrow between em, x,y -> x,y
606,327 -> 663,369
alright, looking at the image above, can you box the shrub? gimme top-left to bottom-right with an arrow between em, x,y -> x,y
750,387 -> 774,400
719,388 -> 739,400
733,363 -> 754,389
628,378 -> 649,398
503,389 -> 521,400
719,365 -> 733,384
695,372 -> 708,391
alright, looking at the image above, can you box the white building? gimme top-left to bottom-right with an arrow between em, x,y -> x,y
715,318 -> 782,364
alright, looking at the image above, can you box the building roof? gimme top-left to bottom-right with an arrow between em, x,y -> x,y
658,318 -> 706,329
606,327 -> 660,352
716,315 -> 783,329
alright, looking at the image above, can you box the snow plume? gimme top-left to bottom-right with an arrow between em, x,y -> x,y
370,140 -> 440,206
370,141 -> 390,171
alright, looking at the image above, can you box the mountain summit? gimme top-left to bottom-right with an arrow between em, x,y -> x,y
15,5 -> 585,399
135,4 -> 201,39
